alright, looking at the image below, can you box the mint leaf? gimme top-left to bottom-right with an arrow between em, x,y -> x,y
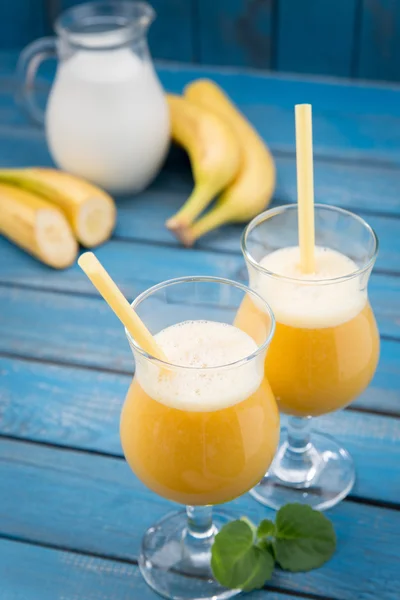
241,548 -> 275,592
211,520 -> 274,591
240,516 -> 257,535
257,519 -> 275,539
211,504 -> 337,589
274,503 -> 336,572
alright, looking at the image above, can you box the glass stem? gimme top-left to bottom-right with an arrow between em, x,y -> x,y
182,506 -> 216,560
273,416 -> 321,485
287,416 -> 312,452
185,505 -> 215,540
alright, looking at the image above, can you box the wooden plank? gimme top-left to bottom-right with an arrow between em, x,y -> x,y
2,341 -> 400,459
0,160 -> 399,276
0,357 -> 129,454
0,285 -> 236,373
1,124 -> 399,259
0,537 -> 304,600
114,157 -> 400,262
156,57 -> 400,117
0,537 -> 156,600
158,67 -> 400,164
0,265 -> 397,367
360,339 -> 400,414
0,354 -> 399,493
2,57 -> 400,163
276,0 -> 358,77
198,0 -> 273,68
116,183 -> 400,260
0,237 -> 243,297
0,2 -> 46,49
150,0 -> 195,62
0,51 -> 19,71
4,89 -> 400,166
1,109 -> 400,224
2,45 -> 400,119
0,438 -> 398,600
358,0 -> 400,82
0,204 -> 398,285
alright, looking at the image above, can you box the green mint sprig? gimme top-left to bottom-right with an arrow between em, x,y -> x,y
211,503 -> 336,592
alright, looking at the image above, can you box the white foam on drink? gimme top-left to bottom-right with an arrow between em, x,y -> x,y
136,320 -> 263,412
253,246 -> 366,329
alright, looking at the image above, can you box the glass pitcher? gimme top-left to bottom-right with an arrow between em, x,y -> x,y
17,1 -> 170,194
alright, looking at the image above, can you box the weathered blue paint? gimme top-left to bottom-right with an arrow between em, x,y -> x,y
198,0 -> 274,68
0,48 -> 399,600
276,0 -> 359,77
358,0 -> 400,81
0,438 -> 398,600
0,355 -> 399,501
5,1 -> 400,79
0,1 -> 46,49
0,536 -> 305,600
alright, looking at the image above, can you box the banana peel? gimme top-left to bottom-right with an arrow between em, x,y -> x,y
0,167 -> 116,248
165,94 -> 241,233
171,80 -> 275,246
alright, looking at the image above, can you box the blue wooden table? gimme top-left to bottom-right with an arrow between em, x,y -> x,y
0,52 -> 399,600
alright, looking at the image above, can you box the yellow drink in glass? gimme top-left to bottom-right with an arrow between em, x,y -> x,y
236,246 -> 380,417
241,205 -> 379,511
121,379 -> 278,505
120,277 -> 277,600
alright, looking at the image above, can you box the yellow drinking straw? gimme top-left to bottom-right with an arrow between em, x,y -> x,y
78,252 -> 168,361
295,104 -> 315,273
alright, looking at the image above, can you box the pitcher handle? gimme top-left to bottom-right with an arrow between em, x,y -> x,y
16,37 -> 58,126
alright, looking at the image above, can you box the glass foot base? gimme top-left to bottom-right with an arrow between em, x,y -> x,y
139,509 -> 240,600
250,429 -> 355,511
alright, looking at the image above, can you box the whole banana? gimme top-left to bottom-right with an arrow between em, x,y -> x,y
178,80 -> 275,246
165,94 -> 241,234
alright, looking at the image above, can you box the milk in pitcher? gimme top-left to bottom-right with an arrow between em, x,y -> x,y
46,38 -> 170,194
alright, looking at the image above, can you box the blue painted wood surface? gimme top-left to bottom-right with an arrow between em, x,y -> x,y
0,355 -> 399,504
4,58 -> 400,165
0,438 -> 398,600
198,0 -> 273,68
6,0 -> 400,80
0,537 -> 308,600
0,538 -> 309,600
276,0 -> 359,77
0,50 -> 399,599
358,0 -> 400,81
0,1 -> 46,49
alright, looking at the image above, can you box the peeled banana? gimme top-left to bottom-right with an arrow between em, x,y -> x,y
0,168 -> 116,248
177,79 -> 275,246
165,94 -> 241,233
0,183 -> 77,268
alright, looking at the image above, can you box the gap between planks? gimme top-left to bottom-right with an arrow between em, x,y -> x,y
0,347 -> 398,421
0,432 -> 398,513
0,533 -> 339,600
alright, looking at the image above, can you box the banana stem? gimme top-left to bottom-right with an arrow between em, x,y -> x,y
166,181 -> 217,230
180,203 -> 233,246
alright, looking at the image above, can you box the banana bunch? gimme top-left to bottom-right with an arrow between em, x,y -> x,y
0,168 -> 116,268
166,79 -> 275,245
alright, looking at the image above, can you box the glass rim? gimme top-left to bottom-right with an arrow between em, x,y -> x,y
55,0 -> 154,46
126,275 -> 276,371
241,203 -> 379,286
